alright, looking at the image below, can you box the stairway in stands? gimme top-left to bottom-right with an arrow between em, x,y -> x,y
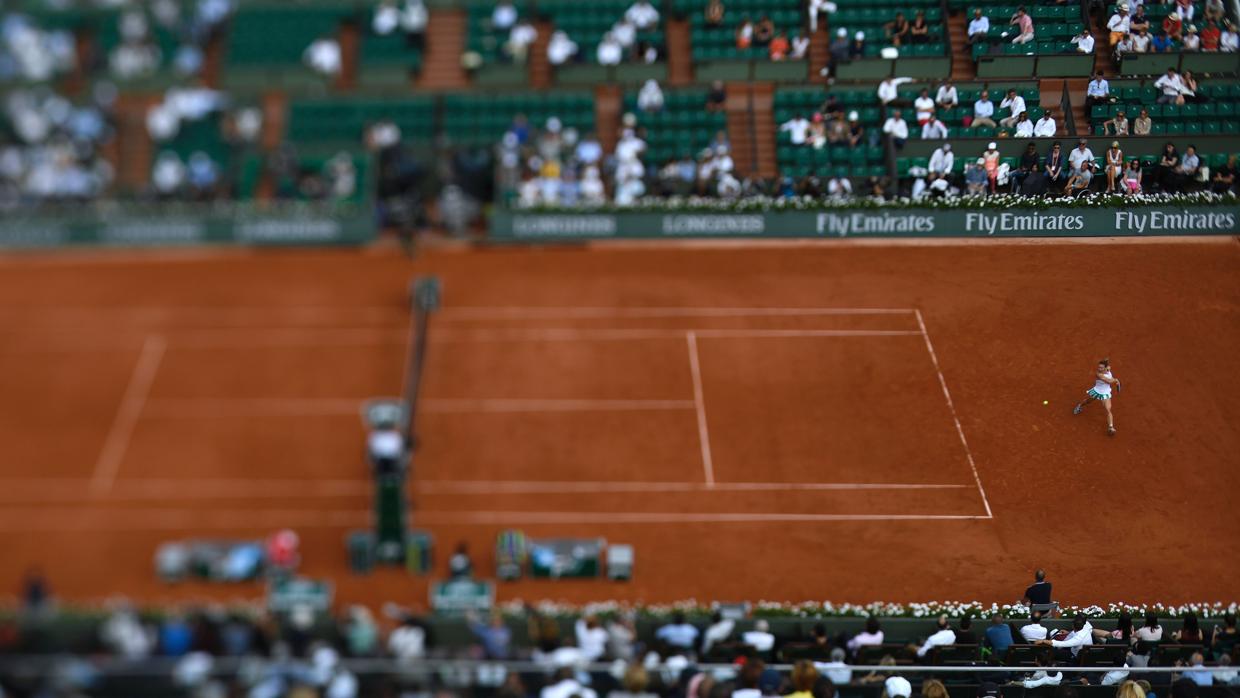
527,21 -> 554,88
808,20 -> 830,83
750,83 -> 777,178
947,12 -> 976,80
725,83 -> 756,175
666,18 -> 693,86
416,9 -> 468,89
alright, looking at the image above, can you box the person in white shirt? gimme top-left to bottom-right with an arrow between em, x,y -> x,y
547,30 -> 578,66
913,89 -> 935,124
1022,654 -> 1064,689
922,118 -> 948,139
998,89 -> 1026,127
1086,72 -> 1110,109
1068,139 -> 1095,172
967,8 -> 990,44
1178,1 -> 1195,22
936,81 -> 958,109
506,20 -> 538,62
741,619 -> 775,653
1183,25 -> 1201,50
1020,614 -> 1050,643
1108,5 -> 1130,45
791,31 -> 810,59
1072,28 -> 1096,53
1038,614 -> 1094,658
1221,21 -> 1239,51
597,32 -> 623,65
625,0 -> 660,30
847,618 -> 885,651
877,76 -> 914,105
1013,113 -> 1034,137
1131,28 -> 1151,52
809,0 -> 838,32
541,668 -> 598,698
781,114 -> 811,145
401,0 -> 429,36
1135,613 -> 1163,642
885,677 -> 913,698
882,109 -> 909,147
815,647 -> 854,683
304,36 -> 341,77
492,0 -> 518,31
575,617 -> 609,661
373,0 -> 400,35
972,90 -> 997,128
929,143 -> 953,175
637,79 -> 664,112
916,616 -> 957,658
700,613 -> 735,655
827,175 -> 853,197
1034,110 -> 1057,137
611,18 -> 637,48
388,617 -> 427,662
1155,68 -> 1186,103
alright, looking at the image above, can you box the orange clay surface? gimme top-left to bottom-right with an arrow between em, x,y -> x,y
0,239 -> 1237,609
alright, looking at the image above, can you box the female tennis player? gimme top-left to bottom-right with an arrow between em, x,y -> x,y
1073,358 -> 1121,435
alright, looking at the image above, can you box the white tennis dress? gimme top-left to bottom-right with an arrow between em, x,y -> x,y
1088,370 -> 1114,399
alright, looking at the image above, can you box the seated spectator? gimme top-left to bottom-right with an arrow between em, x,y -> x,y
701,612 -> 735,655
809,113 -> 828,148
637,80 -> 664,112
851,31 -> 867,57
467,611 -> 511,660
492,0 -> 518,31
1182,70 -> 1206,103
968,9 -> 990,45
1183,24 -> 1201,50
922,117 -> 948,140
736,17 -> 754,49
1123,158 -> 1143,194
972,90 -> 997,128
882,109 -> 909,149
966,158 -> 989,194
1177,652 -> 1214,686
914,89 -> 935,125
1133,108 -> 1152,135
1035,110 -> 1057,137
1065,160 -> 1095,195
999,89 -> 1026,127
1020,650 -> 1064,688
827,114 -> 850,144
598,32 -> 623,65
809,0 -> 838,33
1153,29 -> 1176,51
781,114 -> 811,146
706,81 -> 727,112
877,76 -> 914,105
609,664 -> 656,698
1211,613 -> 1238,657
915,615 -> 958,658
1010,6 -> 1035,44
655,612 -> 699,651
921,680 -> 950,698
1116,31 -> 1136,58
753,14 -> 775,45
768,31 -> 790,60
543,667 -> 597,698
1044,142 -> 1067,190
885,676 -> 913,698
910,11 -> 930,44
1221,20 -> 1238,50
1068,138 -> 1095,173
705,0 -> 725,27
401,0 -> 429,44
1108,4 -> 1130,45
1202,20 -> 1221,49
1131,5 -> 1151,34
1175,613 -> 1204,644
886,12 -> 911,47
304,34 -> 342,77
625,0 -> 660,31
955,617 -> 978,644
742,619 -> 775,653
1212,655 -> 1238,684
1010,142 -> 1040,191
1105,109 -> 1130,136
187,151 -> 219,199
1020,163 -> 1048,195
547,31 -> 578,66
848,617 -> 885,652
1155,144 -> 1180,193
373,0 -> 400,35
936,81 -> 959,109
1014,112 -> 1034,137
1165,12 -> 1184,42
929,143 -> 954,177
816,647 -> 853,684
829,28 -> 851,66
1072,28 -> 1095,54
1132,28 -> 1152,52
506,19 -> 538,62
790,31 -> 810,59
1177,0 -> 1195,23
1038,613 -> 1094,659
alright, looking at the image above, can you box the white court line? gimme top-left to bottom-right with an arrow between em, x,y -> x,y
89,335 -> 166,494
418,480 -> 969,494
0,508 -> 369,533
140,398 -> 698,418
161,327 -> 923,348
915,309 -> 994,519
685,332 -> 716,486
415,511 -> 993,524
441,306 -> 917,319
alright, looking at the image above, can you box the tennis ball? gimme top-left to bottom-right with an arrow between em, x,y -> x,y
1043,400 -> 1049,405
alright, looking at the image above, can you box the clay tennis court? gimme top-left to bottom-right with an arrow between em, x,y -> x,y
1,238 -> 1237,608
